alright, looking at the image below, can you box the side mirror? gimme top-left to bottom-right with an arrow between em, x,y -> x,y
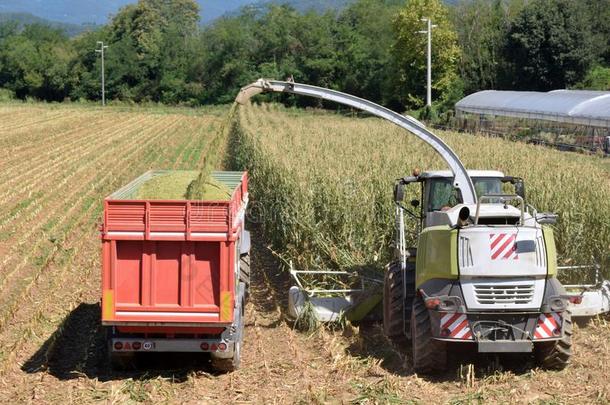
515,180 -> 525,200
502,176 -> 526,200
410,199 -> 420,208
394,183 -> 405,203
536,212 -> 558,224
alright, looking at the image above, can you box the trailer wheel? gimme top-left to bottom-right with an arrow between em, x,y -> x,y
411,295 -> 447,374
106,328 -> 135,371
211,295 -> 244,373
212,339 -> 241,373
109,351 -> 136,370
240,254 -> 251,293
535,311 -> 573,370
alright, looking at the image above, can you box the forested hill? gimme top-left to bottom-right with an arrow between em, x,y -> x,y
0,0 -> 253,24
0,0 -> 608,109
0,0 -> 355,25
260,0 -> 354,13
0,12 -> 94,36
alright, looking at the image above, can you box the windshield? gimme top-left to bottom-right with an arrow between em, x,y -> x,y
427,177 -> 502,211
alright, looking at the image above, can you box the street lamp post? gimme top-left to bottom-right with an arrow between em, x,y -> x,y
417,18 -> 437,107
95,41 -> 109,106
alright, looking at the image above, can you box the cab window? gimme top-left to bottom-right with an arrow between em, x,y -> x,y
427,178 -> 460,211
473,178 -> 501,197
427,177 -> 502,211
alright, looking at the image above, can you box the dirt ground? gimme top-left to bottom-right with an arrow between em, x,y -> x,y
0,105 -> 609,404
0,225 -> 609,404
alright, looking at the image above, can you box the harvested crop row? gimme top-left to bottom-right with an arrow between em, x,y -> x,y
0,105 -> 223,384
0,114 -> 217,377
232,104 -> 610,280
0,116 -> 183,330
0,111 -> 138,174
0,114 -> 149,198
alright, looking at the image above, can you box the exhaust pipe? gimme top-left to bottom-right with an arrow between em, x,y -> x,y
458,206 -> 470,227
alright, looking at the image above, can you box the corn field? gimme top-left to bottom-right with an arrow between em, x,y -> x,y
2,102 -> 610,403
231,103 -> 610,281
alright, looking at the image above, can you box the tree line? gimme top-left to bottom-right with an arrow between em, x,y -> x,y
0,0 -> 608,113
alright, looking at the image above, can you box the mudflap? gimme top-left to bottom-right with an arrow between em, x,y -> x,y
209,282 -> 247,372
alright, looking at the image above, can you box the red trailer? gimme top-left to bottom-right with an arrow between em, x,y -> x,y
100,170 -> 250,371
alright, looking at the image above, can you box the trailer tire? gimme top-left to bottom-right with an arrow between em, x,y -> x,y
109,351 -> 136,371
411,295 -> 447,374
240,254 -> 251,293
106,328 -> 135,371
535,311 -> 573,370
211,294 -> 245,373
212,340 -> 241,373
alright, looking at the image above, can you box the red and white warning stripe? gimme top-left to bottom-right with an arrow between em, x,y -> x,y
533,313 -> 562,339
440,313 -> 473,340
489,233 -> 519,260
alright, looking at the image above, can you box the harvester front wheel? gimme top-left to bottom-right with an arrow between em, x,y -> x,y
535,310 -> 573,370
383,262 -> 406,341
411,295 -> 447,374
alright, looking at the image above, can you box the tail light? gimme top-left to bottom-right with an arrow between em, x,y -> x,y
568,296 -> 583,305
114,341 -> 123,350
425,298 -> 441,309
210,343 -> 218,351
132,342 -> 141,350
200,342 -> 209,351
218,343 -> 227,351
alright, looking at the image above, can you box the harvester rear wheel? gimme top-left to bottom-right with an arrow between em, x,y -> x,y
535,310 -> 573,370
411,295 -> 447,374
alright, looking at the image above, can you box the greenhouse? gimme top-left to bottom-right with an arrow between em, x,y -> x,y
455,90 -> 610,128
454,90 -> 610,154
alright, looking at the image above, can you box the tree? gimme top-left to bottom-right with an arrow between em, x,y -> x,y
0,24 -> 74,100
73,0 -> 202,103
452,0 -> 525,94
334,0 -> 403,108
574,66 -> 610,91
69,28 -> 107,101
583,0 -> 610,65
502,0 -> 594,90
197,11 -> 259,104
392,0 -> 460,110
253,6 -> 339,107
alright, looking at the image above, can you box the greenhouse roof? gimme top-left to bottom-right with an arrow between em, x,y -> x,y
455,90 -> 610,128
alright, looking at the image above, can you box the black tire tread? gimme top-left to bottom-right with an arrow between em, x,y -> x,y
240,254 -> 251,289
411,295 -> 447,374
383,263 -> 405,340
212,291 -> 245,373
211,356 -> 239,372
535,310 -> 573,370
